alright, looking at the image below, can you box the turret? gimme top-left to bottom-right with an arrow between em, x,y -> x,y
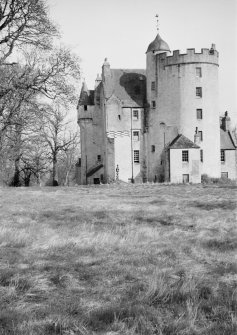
77,81 -> 94,123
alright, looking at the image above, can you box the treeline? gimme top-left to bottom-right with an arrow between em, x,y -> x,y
0,0 -> 81,186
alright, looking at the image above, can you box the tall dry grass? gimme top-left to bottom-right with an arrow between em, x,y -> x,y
0,183 -> 236,334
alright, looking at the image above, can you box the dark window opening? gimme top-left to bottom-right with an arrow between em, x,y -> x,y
151,81 -> 156,90
84,105 -> 87,111
134,150 -> 140,163
97,155 -> 101,162
118,115 -> 121,120
200,149 -> 203,162
152,101 -> 156,108
94,178 -> 100,184
133,110 -> 139,120
182,150 -> 189,162
220,149 -> 225,162
151,145 -> 155,152
133,131 -> 139,141
196,109 -> 203,119
198,131 -> 203,141
196,87 -> 202,98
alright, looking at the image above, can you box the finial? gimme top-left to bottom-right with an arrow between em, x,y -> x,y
155,14 -> 159,32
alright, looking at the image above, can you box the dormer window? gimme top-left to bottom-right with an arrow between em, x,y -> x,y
84,105 -> 87,111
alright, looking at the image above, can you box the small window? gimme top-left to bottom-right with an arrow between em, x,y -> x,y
84,105 -> 87,111
196,87 -> 202,98
97,155 -> 101,162
220,149 -> 225,162
118,115 -> 121,120
133,131 -> 139,141
152,101 -> 156,108
134,150 -> 140,163
151,81 -> 156,90
151,145 -> 155,152
196,67 -> 202,77
196,109 -> 203,119
182,150 -> 189,162
133,110 -> 139,120
200,149 -> 203,162
198,131 -> 203,141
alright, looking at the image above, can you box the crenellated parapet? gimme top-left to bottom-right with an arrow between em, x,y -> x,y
158,46 -> 219,67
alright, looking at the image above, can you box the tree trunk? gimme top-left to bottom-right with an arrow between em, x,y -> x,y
52,155 -> 58,186
10,157 -> 21,187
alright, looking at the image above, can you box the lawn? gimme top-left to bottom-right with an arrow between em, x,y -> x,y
0,183 -> 236,335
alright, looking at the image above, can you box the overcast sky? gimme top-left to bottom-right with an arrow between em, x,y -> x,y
47,0 -> 237,125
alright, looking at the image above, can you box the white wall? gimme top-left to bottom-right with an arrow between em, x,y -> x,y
170,148 -> 201,183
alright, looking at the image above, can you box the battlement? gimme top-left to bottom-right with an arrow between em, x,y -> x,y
158,47 -> 219,66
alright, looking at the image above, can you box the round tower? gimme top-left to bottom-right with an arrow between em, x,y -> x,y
77,81 -> 94,184
146,33 -> 220,180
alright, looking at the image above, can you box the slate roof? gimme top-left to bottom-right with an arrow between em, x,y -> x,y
104,69 -> 146,107
168,134 -> 200,149
220,128 -> 236,149
79,82 -> 95,106
146,34 -> 171,53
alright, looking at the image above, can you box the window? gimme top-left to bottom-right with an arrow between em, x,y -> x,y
133,110 -> 139,120
220,149 -> 225,162
182,150 -> 189,162
196,67 -> 202,77
196,109 -> 203,119
133,131 -> 139,141
151,145 -> 155,152
152,101 -> 156,108
97,155 -> 101,162
134,150 -> 140,163
198,131 -> 203,141
84,105 -> 87,111
200,149 -> 203,162
118,115 -> 121,120
183,174 -> 189,183
196,87 -> 202,98
151,81 -> 156,90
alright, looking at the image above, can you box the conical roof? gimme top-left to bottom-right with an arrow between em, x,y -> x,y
146,33 -> 170,53
79,81 -> 94,105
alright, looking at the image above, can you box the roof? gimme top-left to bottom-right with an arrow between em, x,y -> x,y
168,134 -> 200,149
79,82 -> 94,105
146,33 -> 171,53
220,128 -> 236,150
104,69 -> 146,107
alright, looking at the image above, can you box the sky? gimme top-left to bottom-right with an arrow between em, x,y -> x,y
47,0 -> 237,126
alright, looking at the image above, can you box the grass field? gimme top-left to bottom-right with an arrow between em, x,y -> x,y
0,183 -> 236,335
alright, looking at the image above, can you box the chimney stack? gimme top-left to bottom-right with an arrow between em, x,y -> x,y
194,127 -> 200,144
221,111 -> 231,132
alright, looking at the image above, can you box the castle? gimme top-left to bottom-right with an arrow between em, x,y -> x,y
77,32 -> 236,184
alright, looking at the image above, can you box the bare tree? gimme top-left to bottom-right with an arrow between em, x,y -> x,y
0,0 -> 58,64
39,105 -> 78,186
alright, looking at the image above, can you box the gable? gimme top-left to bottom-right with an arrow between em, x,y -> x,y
168,134 -> 200,149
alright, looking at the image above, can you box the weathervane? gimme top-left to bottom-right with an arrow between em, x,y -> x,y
155,14 -> 159,32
